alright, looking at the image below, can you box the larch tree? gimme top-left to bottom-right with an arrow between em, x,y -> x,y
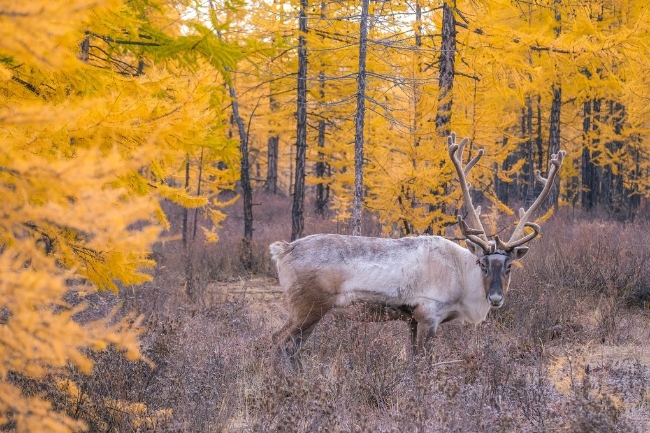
292,0 -> 309,241
314,0 -> 332,217
241,0 -> 305,219
434,0 -> 457,137
1,2 -> 157,430
351,0 -> 371,236
0,0 -> 242,429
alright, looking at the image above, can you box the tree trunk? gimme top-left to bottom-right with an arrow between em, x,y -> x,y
535,95 -> 543,170
607,100 -> 625,216
525,96 -> 533,181
413,0 -> 423,150
315,1 -> 330,217
592,98 -> 603,208
352,0 -> 370,236
228,84 -> 253,269
291,0 -> 308,241
581,100 -> 597,210
629,141 -> 641,219
192,148 -> 204,240
315,67 -> 330,216
266,135 -> 278,194
79,35 -> 90,62
497,138 -> 511,205
182,153 -> 194,299
182,154 -> 190,247
315,119 -> 329,217
521,96 -> 534,206
547,85 -> 562,209
434,1 -> 456,136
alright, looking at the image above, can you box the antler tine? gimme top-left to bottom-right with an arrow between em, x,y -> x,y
457,215 -> 484,236
458,216 -> 494,253
464,148 -> 484,176
495,223 -> 540,250
447,133 -> 489,246
502,150 -> 566,249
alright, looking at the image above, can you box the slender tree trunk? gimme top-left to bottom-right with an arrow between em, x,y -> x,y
228,84 -> 253,269
581,100 -> 597,210
434,1 -> 456,136
553,0 -> 562,36
535,95 -> 543,170
266,90 -> 279,194
429,0 -> 456,234
79,35 -> 90,62
629,141 -> 641,219
403,0 -> 422,233
266,135 -> 278,194
266,20 -> 280,195
547,85 -> 562,209
212,18 -> 254,265
525,97 -> 534,183
593,98 -> 602,208
521,96 -> 534,206
544,0 -> 562,210
315,120 -> 329,216
498,138 -> 512,205
413,0 -> 423,151
136,58 -> 145,76
182,153 -> 194,298
607,101 -> 625,215
315,1 -> 330,217
289,144 -> 294,197
182,155 -> 191,247
192,148 -> 204,240
291,0 -> 308,241
315,69 -> 330,216
352,0 -> 370,236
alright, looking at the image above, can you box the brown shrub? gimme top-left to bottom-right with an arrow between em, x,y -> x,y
24,205 -> 650,432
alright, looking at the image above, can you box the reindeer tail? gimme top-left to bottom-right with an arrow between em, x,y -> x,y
269,241 -> 293,262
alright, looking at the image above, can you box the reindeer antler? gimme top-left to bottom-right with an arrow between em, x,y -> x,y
448,133 -> 566,253
447,133 -> 495,253
497,150 -> 567,250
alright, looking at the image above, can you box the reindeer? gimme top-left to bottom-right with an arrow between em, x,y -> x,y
270,133 -> 565,368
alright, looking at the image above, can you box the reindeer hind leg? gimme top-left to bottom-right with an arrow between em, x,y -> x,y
274,308 -> 327,371
275,281 -> 335,370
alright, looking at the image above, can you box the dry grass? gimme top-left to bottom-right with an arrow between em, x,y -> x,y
20,195 -> 650,431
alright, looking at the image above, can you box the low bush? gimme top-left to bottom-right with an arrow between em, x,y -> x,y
21,200 -> 650,431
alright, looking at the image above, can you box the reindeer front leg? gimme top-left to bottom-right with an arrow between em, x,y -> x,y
409,319 -> 418,356
416,321 -> 439,355
412,304 -> 441,356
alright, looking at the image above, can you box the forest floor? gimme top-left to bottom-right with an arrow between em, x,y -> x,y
69,265 -> 650,432
37,195 -> 650,431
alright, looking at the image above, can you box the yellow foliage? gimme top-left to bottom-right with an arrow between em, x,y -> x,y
54,378 -> 173,431
0,0 -> 116,68
0,0 -> 240,430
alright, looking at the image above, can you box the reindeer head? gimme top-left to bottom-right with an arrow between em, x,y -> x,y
447,133 -> 566,307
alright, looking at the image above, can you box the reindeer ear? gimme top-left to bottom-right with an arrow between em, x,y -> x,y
465,239 -> 486,257
511,246 -> 530,261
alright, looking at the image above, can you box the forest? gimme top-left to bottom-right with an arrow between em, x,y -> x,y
1,0 -> 649,431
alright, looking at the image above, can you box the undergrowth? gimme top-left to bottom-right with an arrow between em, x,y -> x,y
15,195 -> 650,431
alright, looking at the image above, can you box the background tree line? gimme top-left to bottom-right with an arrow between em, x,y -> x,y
226,0 -> 650,241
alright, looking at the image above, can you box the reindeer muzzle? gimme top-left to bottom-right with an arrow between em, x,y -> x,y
488,293 -> 504,308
